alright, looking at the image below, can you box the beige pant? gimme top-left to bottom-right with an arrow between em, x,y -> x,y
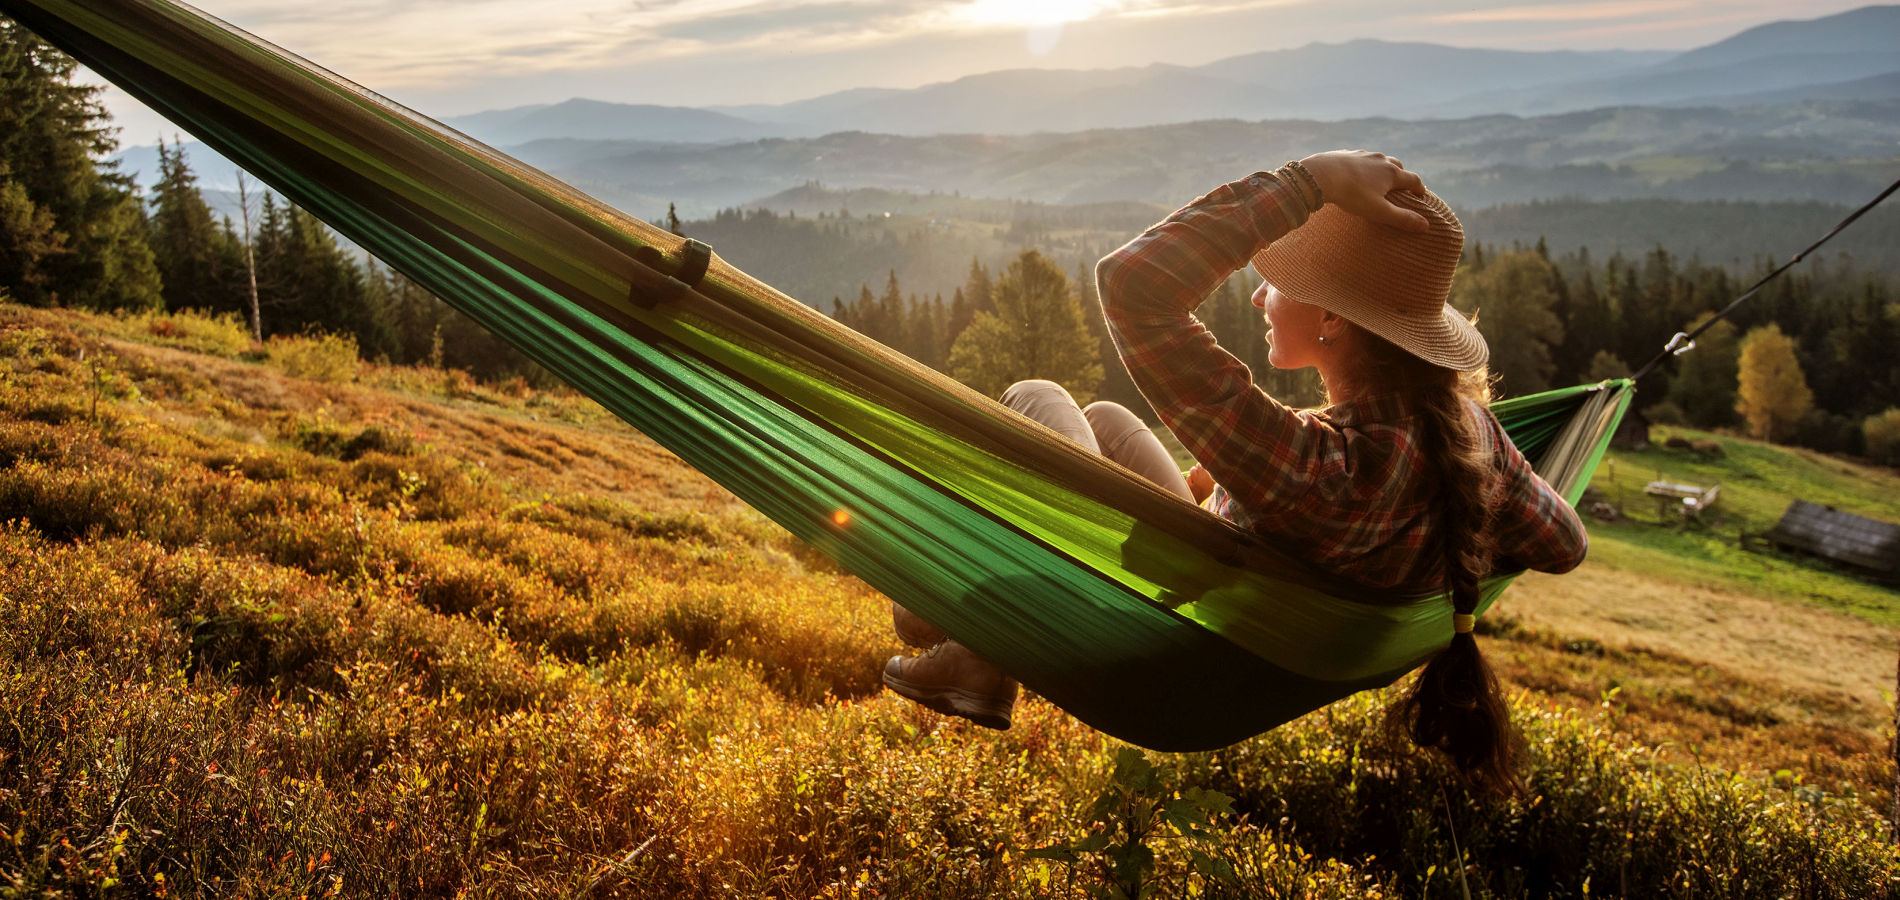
1001,380 -> 1194,502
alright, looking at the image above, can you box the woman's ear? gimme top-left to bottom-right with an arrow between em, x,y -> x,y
1318,310 -> 1350,344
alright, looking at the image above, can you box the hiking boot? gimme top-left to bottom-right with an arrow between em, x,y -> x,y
891,601 -> 946,648
883,640 -> 1017,730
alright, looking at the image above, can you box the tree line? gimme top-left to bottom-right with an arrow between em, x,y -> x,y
0,20 -> 547,382
811,235 -> 1900,464
1451,240 -> 1899,461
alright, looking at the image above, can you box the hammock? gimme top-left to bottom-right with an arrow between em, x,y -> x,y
4,0 -> 1634,751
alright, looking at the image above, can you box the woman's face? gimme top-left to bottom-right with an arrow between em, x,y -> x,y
1253,282 -> 1325,370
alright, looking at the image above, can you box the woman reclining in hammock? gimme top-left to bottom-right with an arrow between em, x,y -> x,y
882,150 -> 1588,792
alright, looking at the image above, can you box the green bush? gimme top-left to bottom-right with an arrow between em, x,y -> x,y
1866,408 -> 1900,466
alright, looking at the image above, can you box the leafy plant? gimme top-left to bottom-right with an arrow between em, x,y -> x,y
1026,748 -> 1234,898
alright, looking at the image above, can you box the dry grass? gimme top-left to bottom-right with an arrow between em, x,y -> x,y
1510,564 -> 1895,713
2,301 -> 1896,898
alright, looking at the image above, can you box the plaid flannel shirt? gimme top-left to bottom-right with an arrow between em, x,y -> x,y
1096,171 -> 1587,592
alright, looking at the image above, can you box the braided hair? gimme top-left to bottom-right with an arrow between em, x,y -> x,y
1335,324 -> 1523,796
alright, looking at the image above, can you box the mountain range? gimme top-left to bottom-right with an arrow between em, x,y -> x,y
115,5 -> 1900,232
439,5 -> 1900,145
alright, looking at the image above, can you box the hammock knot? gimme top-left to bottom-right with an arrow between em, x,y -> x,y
628,239 -> 714,308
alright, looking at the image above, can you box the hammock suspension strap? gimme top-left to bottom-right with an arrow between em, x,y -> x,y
1630,175 -> 1900,382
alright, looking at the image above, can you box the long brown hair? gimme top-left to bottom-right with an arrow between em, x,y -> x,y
1332,324 -> 1524,796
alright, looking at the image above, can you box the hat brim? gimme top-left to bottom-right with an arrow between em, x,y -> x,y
1251,191 -> 1488,372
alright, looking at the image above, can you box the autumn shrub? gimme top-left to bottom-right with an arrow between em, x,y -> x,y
120,307 -> 255,357
346,449 -> 496,520
266,330 -> 358,382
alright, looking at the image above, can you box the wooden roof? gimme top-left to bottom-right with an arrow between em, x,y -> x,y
1764,500 -> 1900,576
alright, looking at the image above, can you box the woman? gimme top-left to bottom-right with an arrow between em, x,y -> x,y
883,151 -> 1587,792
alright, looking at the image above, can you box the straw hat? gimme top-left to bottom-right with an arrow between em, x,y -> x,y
1251,189 -> 1487,372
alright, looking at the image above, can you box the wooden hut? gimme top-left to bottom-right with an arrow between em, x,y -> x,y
1762,500 -> 1900,582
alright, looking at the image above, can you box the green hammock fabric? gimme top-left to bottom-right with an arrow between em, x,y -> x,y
5,0 -> 1635,751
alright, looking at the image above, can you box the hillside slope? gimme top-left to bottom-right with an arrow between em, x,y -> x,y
1,301 -> 1895,896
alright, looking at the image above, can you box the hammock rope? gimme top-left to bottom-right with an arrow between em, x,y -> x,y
1630,175 -> 1900,382
5,0 -> 1635,751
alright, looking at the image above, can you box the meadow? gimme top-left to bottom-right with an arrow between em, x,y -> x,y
2,300 -> 1897,898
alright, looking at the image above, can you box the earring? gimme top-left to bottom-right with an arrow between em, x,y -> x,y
1317,335 -> 1329,345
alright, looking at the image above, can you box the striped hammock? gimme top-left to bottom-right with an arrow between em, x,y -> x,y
4,0 -> 1634,751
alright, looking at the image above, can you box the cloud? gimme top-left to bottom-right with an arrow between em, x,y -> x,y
1417,0 -> 1698,25
654,1 -> 937,43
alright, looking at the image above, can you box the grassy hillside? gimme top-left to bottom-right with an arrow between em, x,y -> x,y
2,301 -> 1897,897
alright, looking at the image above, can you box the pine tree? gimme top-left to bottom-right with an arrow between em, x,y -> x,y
0,167 -> 67,302
948,287 -> 973,342
962,257 -> 992,319
0,19 -> 160,309
1735,323 -> 1813,443
915,292 -> 949,370
947,249 -> 1103,400
878,270 -> 905,352
148,139 -> 236,311
1555,264 -> 1613,387
282,204 -> 398,358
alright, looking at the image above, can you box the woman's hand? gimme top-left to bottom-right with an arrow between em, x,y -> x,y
1298,150 -> 1430,232
1185,463 -> 1215,504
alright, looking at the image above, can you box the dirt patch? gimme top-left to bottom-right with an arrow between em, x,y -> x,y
1506,561 -> 1897,716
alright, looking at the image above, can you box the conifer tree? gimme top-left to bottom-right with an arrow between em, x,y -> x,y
947,249 -> 1103,400
1554,264 -> 1613,386
962,257 -> 992,320
1736,323 -> 1813,443
0,165 -> 67,302
917,293 -> 949,370
948,287 -> 973,343
148,138 -> 236,310
878,270 -> 905,352
0,19 -> 160,309
281,204 -> 398,358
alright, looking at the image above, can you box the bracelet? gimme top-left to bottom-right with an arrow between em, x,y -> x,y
1271,164 -> 1311,208
1284,159 -> 1324,209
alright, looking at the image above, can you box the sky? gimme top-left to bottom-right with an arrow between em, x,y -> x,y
87,0 -> 1869,147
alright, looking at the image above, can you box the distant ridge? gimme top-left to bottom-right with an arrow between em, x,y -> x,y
1659,4 -> 1900,70
445,98 -> 785,146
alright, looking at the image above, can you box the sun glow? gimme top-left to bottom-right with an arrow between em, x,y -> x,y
953,0 -> 1119,29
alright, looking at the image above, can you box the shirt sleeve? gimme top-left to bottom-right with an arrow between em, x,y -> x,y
1095,171 -> 1326,518
1484,411 -> 1590,574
